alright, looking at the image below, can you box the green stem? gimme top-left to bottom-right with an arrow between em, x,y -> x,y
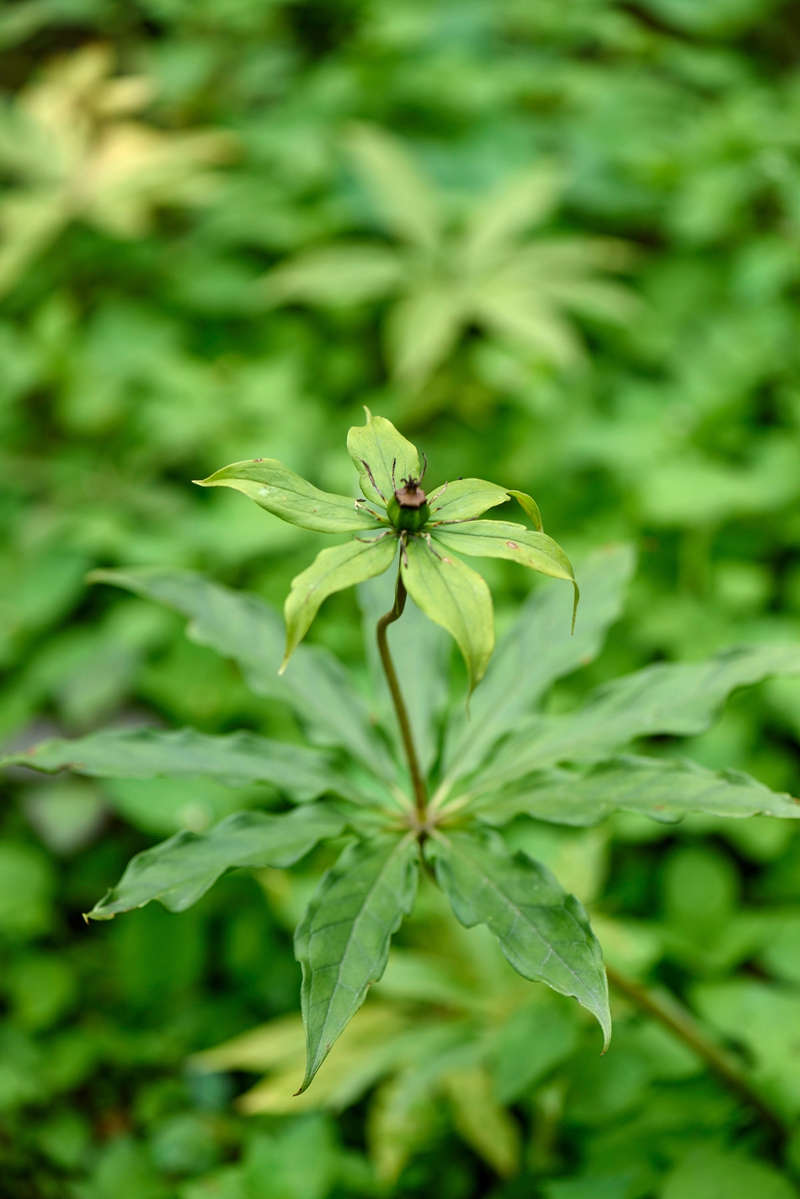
605,963 -> 786,1142
377,569 -> 428,821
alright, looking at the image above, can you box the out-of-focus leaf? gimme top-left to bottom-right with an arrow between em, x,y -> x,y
441,1066 -> 520,1176
195,459 -> 385,533
346,123 -> 441,250
443,545 -> 635,784
693,979 -> 800,1114
294,834 -> 419,1092
0,44 -> 232,295
88,807 -> 345,919
401,536 -> 494,695
263,243 -> 404,306
427,832 -> 610,1048
347,410 -> 420,506
0,841 -> 54,939
471,756 -> 800,827
490,998 -> 579,1104
431,520 -> 577,627
463,165 -> 562,266
662,1146 -> 797,1199
475,285 -> 583,366
282,535 -> 398,669
477,642 -> 800,788
385,286 -> 464,387
427,478 -> 511,523
368,1073 -> 435,1184
2,727 -> 343,802
89,570 -> 396,782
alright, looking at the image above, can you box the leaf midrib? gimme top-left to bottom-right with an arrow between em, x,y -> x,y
306,834 -> 414,1074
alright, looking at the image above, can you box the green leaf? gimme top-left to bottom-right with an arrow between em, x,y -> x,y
442,544 -> 635,785
88,807 -> 345,919
427,831 -> 610,1048
474,285 -> 583,367
463,165 -> 562,266
662,1147 -> 797,1199
88,570 -> 396,783
478,641 -> 800,789
194,458 -> 383,534
427,478 -> 512,523
431,520 -> 578,629
283,536 -> 398,669
385,286 -> 464,387
507,489 -> 543,531
1,727 -> 343,803
346,124 -> 441,250
263,243 -> 404,307
294,833 -> 419,1092
400,536 -> 494,695
347,410 -> 421,506
473,755 -> 800,827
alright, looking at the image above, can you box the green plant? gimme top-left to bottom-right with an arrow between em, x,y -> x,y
7,412 -> 800,1124
262,126 -> 637,389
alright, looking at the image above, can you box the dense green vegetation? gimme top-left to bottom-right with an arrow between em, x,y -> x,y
3,1 -> 800,1196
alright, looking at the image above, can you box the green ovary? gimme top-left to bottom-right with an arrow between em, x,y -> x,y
387,496 -> 430,532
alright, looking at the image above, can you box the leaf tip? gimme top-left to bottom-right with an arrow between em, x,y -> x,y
570,580 -> 580,635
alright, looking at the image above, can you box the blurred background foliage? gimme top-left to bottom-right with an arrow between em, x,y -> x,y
3,0 -> 800,1195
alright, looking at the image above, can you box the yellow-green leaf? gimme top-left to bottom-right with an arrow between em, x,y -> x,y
347,410 -> 421,506
507,489 -> 543,531
283,536 -> 398,670
400,536 -> 494,695
427,478 -> 511,523
431,520 -> 578,630
195,458 -> 383,533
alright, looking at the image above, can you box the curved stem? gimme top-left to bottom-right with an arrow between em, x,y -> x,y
377,570 -> 428,820
605,963 -> 786,1143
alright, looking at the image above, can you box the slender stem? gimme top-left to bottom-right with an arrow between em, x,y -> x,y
605,963 -> 786,1142
377,570 -> 428,820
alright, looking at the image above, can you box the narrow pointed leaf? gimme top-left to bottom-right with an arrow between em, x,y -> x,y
475,286 -> 583,367
385,286 -> 464,387
88,807 -> 345,919
427,832 -> 610,1047
401,536 -> 494,695
263,243 -> 404,307
443,545 -> 635,783
427,478 -> 511,523
432,521 -> 578,628
477,642 -> 800,789
507,490 -> 543,531
88,570 -> 396,782
347,410 -> 420,506
346,124 -> 441,250
463,165 -> 562,266
1,727 -> 343,802
195,459 -> 383,533
283,536 -> 398,669
294,833 -> 419,1092
473,755 -> 800,827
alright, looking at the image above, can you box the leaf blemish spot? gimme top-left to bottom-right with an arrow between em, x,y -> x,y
506,541 -> 519,549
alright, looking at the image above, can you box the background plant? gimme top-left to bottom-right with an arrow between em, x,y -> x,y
4,2 -> 800,1197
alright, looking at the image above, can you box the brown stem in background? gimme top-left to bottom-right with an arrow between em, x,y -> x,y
377,570 -> 428,820
605,963 -> 786,1143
